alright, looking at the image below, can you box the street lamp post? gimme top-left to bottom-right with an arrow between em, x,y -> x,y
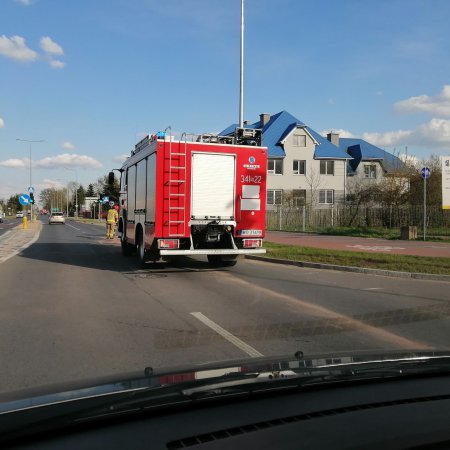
56,179 -> 69,216
65,167 -> 78,217
16,138 -> 45,222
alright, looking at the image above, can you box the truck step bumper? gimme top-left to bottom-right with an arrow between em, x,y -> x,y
159,249 -> 266,256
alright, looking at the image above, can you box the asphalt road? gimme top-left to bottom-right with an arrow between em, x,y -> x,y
0,218 -> 449,393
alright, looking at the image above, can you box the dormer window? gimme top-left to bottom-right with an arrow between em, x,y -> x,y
364,164 -> 377,179
293,134 -> 306,147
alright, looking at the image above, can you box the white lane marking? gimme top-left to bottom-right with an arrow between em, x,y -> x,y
66,223 -> 81,231
190,312 -> 263,358
361,287 -> 383,291
346,244 -> 405,252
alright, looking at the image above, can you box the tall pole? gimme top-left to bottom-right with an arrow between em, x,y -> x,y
65,167 -> 79,217
239,0 -> 244,128
423,175 -> 427,241
16,138 -> 44,222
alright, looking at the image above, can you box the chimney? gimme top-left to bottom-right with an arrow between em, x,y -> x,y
327,132 -> 340,147
259,113 -> 270,128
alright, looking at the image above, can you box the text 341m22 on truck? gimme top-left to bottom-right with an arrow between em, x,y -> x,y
112,127 -> 267,267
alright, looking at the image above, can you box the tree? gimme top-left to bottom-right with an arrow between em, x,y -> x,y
345,179 -> 379,226
86,183 -> 95,197
95,174 -> 120,203
7,194 -> 21,212
408,155 -> 442,206
305,168 -> 324,208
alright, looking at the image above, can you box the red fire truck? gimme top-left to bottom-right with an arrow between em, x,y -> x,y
112,127 -> 267,267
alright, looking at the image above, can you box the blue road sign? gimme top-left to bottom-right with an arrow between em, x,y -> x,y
102,196 -> 109,204
421,167 -> 431,179
19,194 -> 31,205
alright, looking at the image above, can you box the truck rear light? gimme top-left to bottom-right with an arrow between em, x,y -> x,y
243,239 -> 262,248
158,239 -> 179,249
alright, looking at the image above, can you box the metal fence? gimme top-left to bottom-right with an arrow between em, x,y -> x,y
266,205 -> 450,233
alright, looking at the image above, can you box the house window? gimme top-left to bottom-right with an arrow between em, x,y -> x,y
364,164 -> 377,179
292,189 -> 306,206
267,189 -> 282,205
320,160 -> 334,175
293,160 -> 306,175
268,159 -> 283,175
319,189 -> 334,204
293,134 -> 306,147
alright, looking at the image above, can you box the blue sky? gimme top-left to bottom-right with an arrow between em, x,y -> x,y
1,0 -> 450,200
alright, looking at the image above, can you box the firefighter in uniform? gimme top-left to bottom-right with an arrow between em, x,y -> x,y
106,201 -> 119,239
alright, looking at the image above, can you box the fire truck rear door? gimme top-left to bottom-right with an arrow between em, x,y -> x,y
191,153 -> 235,220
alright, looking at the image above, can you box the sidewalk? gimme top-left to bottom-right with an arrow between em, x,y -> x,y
0,221 -> 42,264
265,231 -> 450,258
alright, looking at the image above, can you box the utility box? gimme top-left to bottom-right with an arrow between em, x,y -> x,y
400,226 -> 417,240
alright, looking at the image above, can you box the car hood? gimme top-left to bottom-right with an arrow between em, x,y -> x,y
1,349 -> 449,412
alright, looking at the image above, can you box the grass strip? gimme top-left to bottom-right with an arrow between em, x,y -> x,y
264,242 -> 450,275
67,218 -> 104,225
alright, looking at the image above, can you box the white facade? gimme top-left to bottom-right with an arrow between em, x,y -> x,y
266,126 -> 347,208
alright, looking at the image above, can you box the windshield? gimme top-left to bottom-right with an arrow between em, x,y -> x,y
0,0 -> 449,404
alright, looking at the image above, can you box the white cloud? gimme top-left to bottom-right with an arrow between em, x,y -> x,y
0,158 -> 29,168
0,154 -> 102,169
418,118 -> 450,144
49,59 -> 66,69
39,36 -> 64,56
36,154 -> 102,169
320,128 -> 355,138
14,0 -> 33,5
0,35 -> 37,61
61,141 -> 75,150
0,117 -> 4,128
395,85 -> 450,117
37,178 -> 65,189
361,129 -> 413,147
361,118 -> 450,149
112,154 -> 129,163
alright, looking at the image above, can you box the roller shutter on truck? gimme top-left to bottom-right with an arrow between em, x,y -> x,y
191,153 -> 235,220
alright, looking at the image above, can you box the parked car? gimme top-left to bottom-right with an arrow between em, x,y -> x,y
16,212 -> 24,219
48,212 -> 65,225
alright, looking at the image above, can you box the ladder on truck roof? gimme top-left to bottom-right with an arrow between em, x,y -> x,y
165,127 -> 186,237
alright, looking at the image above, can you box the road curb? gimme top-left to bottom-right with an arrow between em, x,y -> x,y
245,255 -> 450,282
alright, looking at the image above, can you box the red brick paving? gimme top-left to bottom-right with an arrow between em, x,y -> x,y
265,231 -> 450,258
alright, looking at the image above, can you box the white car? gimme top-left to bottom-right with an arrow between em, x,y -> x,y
48,212 -> 66,225
16,212 -> 24,218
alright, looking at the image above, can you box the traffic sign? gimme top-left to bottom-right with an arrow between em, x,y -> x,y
19,194 -> 31,205
421,167 -> 431,179
28,186 -> 35,193
102,196 -> 109,204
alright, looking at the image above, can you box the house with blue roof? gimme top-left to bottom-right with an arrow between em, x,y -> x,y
221,111 -> 405,208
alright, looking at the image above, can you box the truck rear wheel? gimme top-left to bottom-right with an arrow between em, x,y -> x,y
137,232 -> 146,268
207,255 -> 238,267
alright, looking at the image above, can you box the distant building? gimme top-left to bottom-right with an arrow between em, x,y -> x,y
221,111 -> 405,208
